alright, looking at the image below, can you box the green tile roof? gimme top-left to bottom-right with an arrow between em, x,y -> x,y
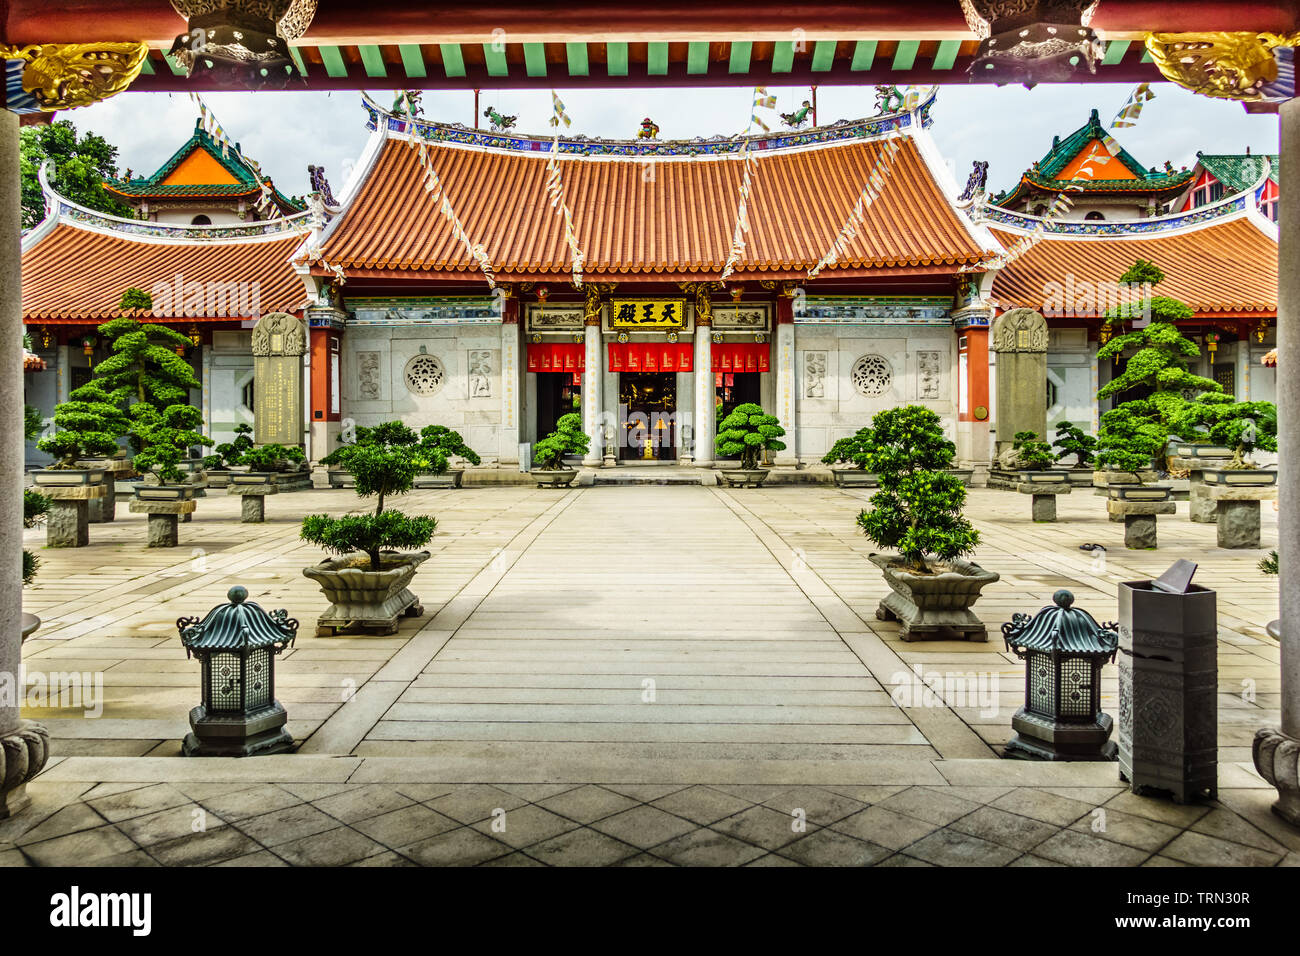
1195,152 -> 1279,193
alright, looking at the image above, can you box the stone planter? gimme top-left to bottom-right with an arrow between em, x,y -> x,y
1202,468 -> 1278,488
205,469 -> 233,489
415,469 -> 464,489
533,468 -> 578,489
1065,468 -> 1095,488
304,550 -> 430,636
1015,473 -> 1071,522
1174,442 -> 1235,459
830,467 -> 876,489
719,469 -> 770,488
134,483 -> 198,502
21,613 -> 40,645
328,467 -> 355,489
35,471 -> 108,548
947,468 -> 975,487
868,553 -> 1000,642
1106,485 -> 1175,549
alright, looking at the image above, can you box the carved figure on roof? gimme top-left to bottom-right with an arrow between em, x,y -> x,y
307,164 -> 337,206
637,117 -> 660,140
874,85 -> 906,115
958,160 -> 990,201
484,106 -> 517,131
393,90 -> 422,118
780,101 -> 813,129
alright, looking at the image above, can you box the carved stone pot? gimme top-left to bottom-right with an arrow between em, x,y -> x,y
533,468 -> 577,489
868,553 -> 1000,642
830,468 -> 877,488
304,550 -> 429,636
416,469 -> 464,489
718,469 -> 769,488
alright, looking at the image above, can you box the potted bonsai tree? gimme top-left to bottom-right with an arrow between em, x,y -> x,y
532,412 -> 588,488
202,423 -> 254,488
856,405 -> 997,641
1171,394 -> 1277,481
1053,420 -> 1098,486
1010,430 -> 1071,520
302,421 -> 436,635
415,425 -> 482,489
821,428 -> 876,488
129,403 -> 213,501
715,403 -> 786,487
33,380 -> 126,546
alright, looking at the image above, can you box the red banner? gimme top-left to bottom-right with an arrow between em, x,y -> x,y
527,343 -> 585,373
607,342 -> 694,373
712,343 -> 770,373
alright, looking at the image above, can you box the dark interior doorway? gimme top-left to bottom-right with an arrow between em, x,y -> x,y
716,372 -> 761,459
536,372 -> 581,442
620,372 -> 676,461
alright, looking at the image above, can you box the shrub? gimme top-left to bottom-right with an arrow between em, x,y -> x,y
1170,394 -> 1277,468
204,423 -> 254,470
715,403 -> 786,470
24,404 -> 44,441
117,287 -> 153,312
822,429 -> 872,469
130,403 -> 212,484
303,420 -> 436,571
533,412 -> 589,469
1094,400 -> 1168,474
241,443 -> 305,472
22,550 -> 38,586
854,405 -> 978,573
36,381 -> 129,468
417,425 -> 481,474
1053,420 -> 1097,468
1261,550 -> 1279,575
1012,430 -> 1054,470
24,488 -> 49,528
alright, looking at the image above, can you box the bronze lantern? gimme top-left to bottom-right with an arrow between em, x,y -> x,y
1002,589 -> 1119,761
177,585 -> 297,756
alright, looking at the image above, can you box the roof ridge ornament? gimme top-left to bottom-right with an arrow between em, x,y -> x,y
1145,32 -> 1300,113
0,42 -> 148,113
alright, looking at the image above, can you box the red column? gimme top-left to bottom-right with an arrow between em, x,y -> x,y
309,326 -> 339,424
960,326 -> 990,423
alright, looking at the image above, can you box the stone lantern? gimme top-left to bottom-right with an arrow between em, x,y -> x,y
177,585 -> 297,756
1002,590 -> 1119,761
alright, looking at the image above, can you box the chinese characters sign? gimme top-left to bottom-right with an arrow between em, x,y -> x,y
609,299 -> 686,329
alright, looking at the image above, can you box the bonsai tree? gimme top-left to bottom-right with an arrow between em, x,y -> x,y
1094,399 -> 1169,475
203,423 -> 254,470
1011,430 -> 1054,470
1096,260 -> 1219,430
241,443 -> 306,473
822,429 -> 871,469
1170,394 -> 1277,469
93,316 -> 199,412
533,412 -> 589,470
417,425 -> 482,474
855,405 -> 979,573
1053,420 -> 1098,468
129,403 -> 212,484
302,420 -> 436,572
36,381 -> 129,468
117,287 -> 153,312
715,403 -> 787,469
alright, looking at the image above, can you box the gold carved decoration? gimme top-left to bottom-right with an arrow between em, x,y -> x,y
0,42 -> 149,111
1145,32 -> 1300,103
582,283 -> 616,326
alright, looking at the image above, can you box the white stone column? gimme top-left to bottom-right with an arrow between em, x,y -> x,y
0,110 -> 49,818
582,318 -> 602,466
774,319 -> 797,465
1236,337 -> 1251,401
694,322 -> 714,466
1255,96 -> 1300,826
499,316 -> 520,464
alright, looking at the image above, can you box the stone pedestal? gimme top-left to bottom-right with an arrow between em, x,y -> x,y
1169,454 -> 1233,523
228,482 -> 278,522
1207,486 -> 1277,549
0,721 -> 50,819
1107,498 -> 1176,549
1017,480 -> 1070,522
129,499 -> 197,547
1118,581 -> 1218,804
44,483 -> 107,548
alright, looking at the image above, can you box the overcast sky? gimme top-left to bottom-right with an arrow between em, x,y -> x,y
71,82 -> 1279,202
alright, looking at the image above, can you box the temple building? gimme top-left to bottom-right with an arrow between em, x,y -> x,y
18,89 -> 1280,475
102,119 -> 303,225
990,109 -> 1193,221
1172,150 -> 1280,222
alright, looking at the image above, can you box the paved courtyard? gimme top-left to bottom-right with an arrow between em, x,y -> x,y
4,482 -> 1297,866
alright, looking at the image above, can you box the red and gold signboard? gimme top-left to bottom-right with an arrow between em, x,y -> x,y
607,342 -> 694,373
609,299 -> 687,329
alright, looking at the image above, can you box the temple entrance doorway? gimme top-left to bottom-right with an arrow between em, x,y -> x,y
716,371 -> 762,459
536,372 -> 581,441
619,372 -> 677,461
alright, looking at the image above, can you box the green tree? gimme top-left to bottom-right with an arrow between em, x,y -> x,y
1094,400 -> 1169,473
1012,430 -> 1054,469
1171,394 -> 1277,468
130,404 -> 212,484
93,316 -> 199,412
715,403 -> 786,469
36,381 -> 129,467
417,425 -> 481,474
855,405 -> 979,573
20,120 -> 132,229
533,413 -> 589,470
822,428 -> 872,469
303,421 -> 436,572
118,287 -> 153,312
1053,420 -> 1097,468
203,422 -> 254,470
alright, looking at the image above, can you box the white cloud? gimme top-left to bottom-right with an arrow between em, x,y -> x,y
69,83 -> 1280,202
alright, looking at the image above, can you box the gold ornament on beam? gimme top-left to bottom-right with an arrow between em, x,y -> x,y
0,42 -> 148,111
1145,32 -> 1300,106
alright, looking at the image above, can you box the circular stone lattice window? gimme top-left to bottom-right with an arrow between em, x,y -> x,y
851,354 -> 893,397
403,354 -> 445,396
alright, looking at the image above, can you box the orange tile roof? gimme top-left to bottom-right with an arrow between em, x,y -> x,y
22,223 -> 310,321
989,217 -> 1277,316
315,137 -> 991,280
